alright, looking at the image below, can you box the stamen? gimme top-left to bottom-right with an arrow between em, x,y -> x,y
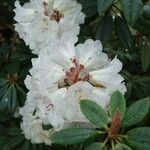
50,9 -> 64,22
82,75 -> 90,81
64,58 -> 89,85
43,2 -> 49,16
79,64 -> 84,71
70,67 -> 75,72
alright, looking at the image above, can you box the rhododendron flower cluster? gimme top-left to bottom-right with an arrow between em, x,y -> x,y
14,0 -> 85,54
14,0 -> 126,145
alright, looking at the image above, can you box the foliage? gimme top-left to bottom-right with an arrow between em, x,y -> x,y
0,0 -> 150,149
50,91 -> 150,150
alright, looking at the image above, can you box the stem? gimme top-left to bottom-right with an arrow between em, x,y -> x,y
111,140 -> 115,150
119,134 -> 128,139
102,136 -> 109,146
97,131 -> 107,134
118,136 -> 122,141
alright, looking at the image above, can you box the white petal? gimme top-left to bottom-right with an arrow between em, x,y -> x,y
14,1 -> 35,22
75,39 -> 108,72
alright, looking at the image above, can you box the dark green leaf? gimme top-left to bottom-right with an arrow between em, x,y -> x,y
0,78 -> 8,87
9,136 -> 25,148
121,0 -> 143,26
142,5 -> 150,20
115,143 -> 132,150
8,128 -> 22,136
132,76 -> 150,99
127,127 -> 150,150
97,0 -> 114,14
95,15 -> 113,46
115,16 -> 133,51
133,14 -> 150,34
42,124 -> 53,130
77,0 -> 98,18
50,128 -> 96,145
4,61 -> 20,75
109,91 -> 126,119
122,98 -> 150,127
16,84 -> 26,107
80,100 -> 108,128
141,39 -> 150,71
0,84 -> 17,115
85,142 -> 106,150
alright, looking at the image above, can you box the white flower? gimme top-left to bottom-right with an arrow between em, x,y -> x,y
20,34 -> 126,145
14,0 -> 85,54
20,92 -> 52,145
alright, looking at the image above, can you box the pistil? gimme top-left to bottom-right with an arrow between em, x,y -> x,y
43,2 -> 63,22
64,58 -> 89,85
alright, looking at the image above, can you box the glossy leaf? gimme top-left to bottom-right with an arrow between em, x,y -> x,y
133,11 -> 150,34
95,14 -> 113,46
0,85 -> 17,114
122,98 -> 150,127
85,143 -> 107,150
97,0 -> 114,14
127,127 -> 150,150
141,38 -> 150,71
142,5 -> 150,20
50,128 -> 97,145
132,76 -> 150,99
115,16 -> 133,51
0,76 -> 26,118
77,0 -> 98,18
9,136 -> 25,148
80,100 -> 108,128
109,91 -> 126,119
115,143 -> 132,150
121,0 -> 143,26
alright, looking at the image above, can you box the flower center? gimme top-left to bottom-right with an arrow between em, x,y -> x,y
64,58 -> 90,86
50,9 -> 64,22
43,2 -> 64,22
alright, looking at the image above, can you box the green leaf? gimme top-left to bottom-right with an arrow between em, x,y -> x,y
0,78 -> 8,87
0,41 -> 10,64
121,0 -> 143,26
122,98 -> 150,127
115,16 -> 133,51
4,61 -> 20,75
42,124 -> 53,130
19,142 -> 30,150
141,39 -> 150,71
115,143 -> 132,150
50,128 -> 97,145
132,76 -> 150,99
127,127 -> 150,150
85,143 -> 107,150
16,84 -> 26,107
142,5 -> 150,20
97,0 -> 114,14
8,128 -> 22,136
109,91 -> 126,119
80,100 -> 108,128
9,136 -> 25,148
77,0 -> 98,18
95,14 -> 113,46
133,11 -> 150,34
0,136 -> 9,146
0,84 -> 17,115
